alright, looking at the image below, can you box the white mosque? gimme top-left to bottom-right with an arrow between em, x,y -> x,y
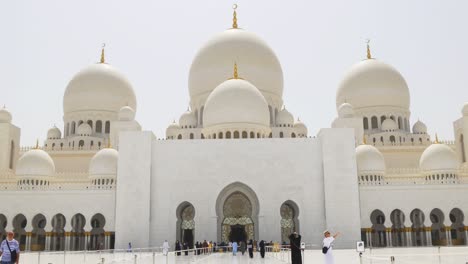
0,6 -> 467,253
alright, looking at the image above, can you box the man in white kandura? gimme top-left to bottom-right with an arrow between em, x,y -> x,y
162,240 -> 170,256
322,230 -> 340,264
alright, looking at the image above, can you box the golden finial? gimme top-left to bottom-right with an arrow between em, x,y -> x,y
232,4 -> 238,29
233,62 -> 239,79
435,133 -> 439,144
362,135 -> 367,145
34,139 -> 39,149
366,39 -> 372,59
100,43 -> 106,64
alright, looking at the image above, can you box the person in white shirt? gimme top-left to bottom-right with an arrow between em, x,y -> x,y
322,230 -> 339,264
162,240 -> 170,256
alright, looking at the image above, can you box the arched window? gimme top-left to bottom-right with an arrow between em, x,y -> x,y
218,132 -> 223,139
9,141 -> 14,169
213,133 -> 216,139
380,116 -> 386,125
95,121 -> 102,133
250,132 -> 255,138
105,121 -> 110,134
87,120 -> 93,129
370,210 -> 387,247
363,117 -> 369,130
390,209 -> 406,247
430,208 -> 446,246
13,214 -> 27,250
90,214 -> 106,250
291,133 -> 296,138
70,214 -> 86,250
242,131 -> 248,138
31,214 -> 46,251
390,136 -> 396,143
226,131 -> 232,139
371,116 -> 378,129
177,134 -> 182,140
257,133 -> 260,138
234,131 -> 240,139
51,214 -> 66,251
71,121 -> 76,134
449,208 -> 466,245
190,133 -> 194,139
279,132 -> 284,138
280,201 -> 300,243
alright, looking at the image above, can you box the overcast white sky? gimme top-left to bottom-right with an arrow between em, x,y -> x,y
1,0 -> 468,146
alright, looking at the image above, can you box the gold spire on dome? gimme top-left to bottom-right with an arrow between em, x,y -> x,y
435,133 -> 440,144
232,4 -> 238,29
232,62 -> 241,79
362,135 -> 367,145
366,39 -> 372,59
100,43 -> 106,64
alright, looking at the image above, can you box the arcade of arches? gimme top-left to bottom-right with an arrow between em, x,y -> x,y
0,213 -> 113,251
364,208 -> 468,247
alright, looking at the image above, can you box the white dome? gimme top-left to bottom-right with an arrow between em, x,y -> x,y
89,148 -> 119,177
189,29 -> 283,103
336,59 -> 410,111
420,143 -> 460,172
119,106 -> 135,121
166,121 -> 180,137
203,79 -> 269,128
77,123 -> 92,136
16,149 -> 55,177
63,63 -> 137,115
0,107 -> 12,123
47,126 -> 62,139
179,110 -> 197,128
412,120 -> 427,134
276,108 -> 294,126
338,103 -> 355,118
294,119 -> 308,136
381,119 -> 398,132
462,102 -> 468,116
356,144 -> 386,173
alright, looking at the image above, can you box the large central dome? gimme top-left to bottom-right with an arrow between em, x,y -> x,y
189,29 -> 283,104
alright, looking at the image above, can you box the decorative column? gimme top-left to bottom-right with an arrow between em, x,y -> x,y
45,232 -> 51,251
25,231 -> 32,251
406,227 -> 412,247
465,226 -> 468,245
445,226 -> 452,246
65,232 -> 71,251
105,232 -> 111,249
366,228 -> 372,248
386,228 -> 392,247
425,227 -> 432,246
84,232 -> 90,250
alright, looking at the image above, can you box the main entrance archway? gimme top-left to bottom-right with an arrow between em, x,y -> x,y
216,182 -> 259,243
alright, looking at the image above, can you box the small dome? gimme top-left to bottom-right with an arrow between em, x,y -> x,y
189,29 -> 283,103
203,79 -> 270,128
337,103 -> 354,118
0,107 -> 12,123
166,121 -> 180,137
356,144 -> 386,173
294,119 -> 308,136
412,120 -> 427,134
89,148 -> 119,177
420,143 -> 460,172
381,119 -> 398,132
47,126 -> 62,139
63,63 -> 137,115
16,149 -> 55,177
77,123 -> 92,136
462,102 -> 468,116
276,107 -> 294,126
179,110 -> 197,128
119,106 -> 135,121
337,59 -> 410,111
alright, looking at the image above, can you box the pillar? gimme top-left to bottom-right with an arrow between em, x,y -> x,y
85,232 -> 90,250
365,228 -> 372,247
406,227 -> 412,247
105,232 -> 110,249
65,232 -> 71,251
445,226 -> 452,246
25,232 -> 32,251
465,226 -> 468,245
45,232 -> 51,251
425,227 -> 432,246
386,228 -> 392,247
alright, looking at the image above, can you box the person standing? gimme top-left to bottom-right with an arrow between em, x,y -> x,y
127,242 -> 132,252
0,231 -> 20,264
232,241 -> 238,256
240,241 -> 246,255
322,230 -> 340,264
175,240 -> 181,256
288,232 -> 302,264
247,239 -> 254,258
183,242 -> 188,256
162,240 -> 170,256
259,240 -> 265,258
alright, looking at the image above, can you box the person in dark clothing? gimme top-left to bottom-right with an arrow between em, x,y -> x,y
247,239 -> 254,258
288,232 -> 302,264
175,240 -> 181,256
240,241 -> 246,255
259,240 -> 265,258
195,241 -> 200,255
183,242 -> 188,255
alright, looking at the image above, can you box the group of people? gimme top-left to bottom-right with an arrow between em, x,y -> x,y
230,239 -> 266,258
287,230 -> 340,264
